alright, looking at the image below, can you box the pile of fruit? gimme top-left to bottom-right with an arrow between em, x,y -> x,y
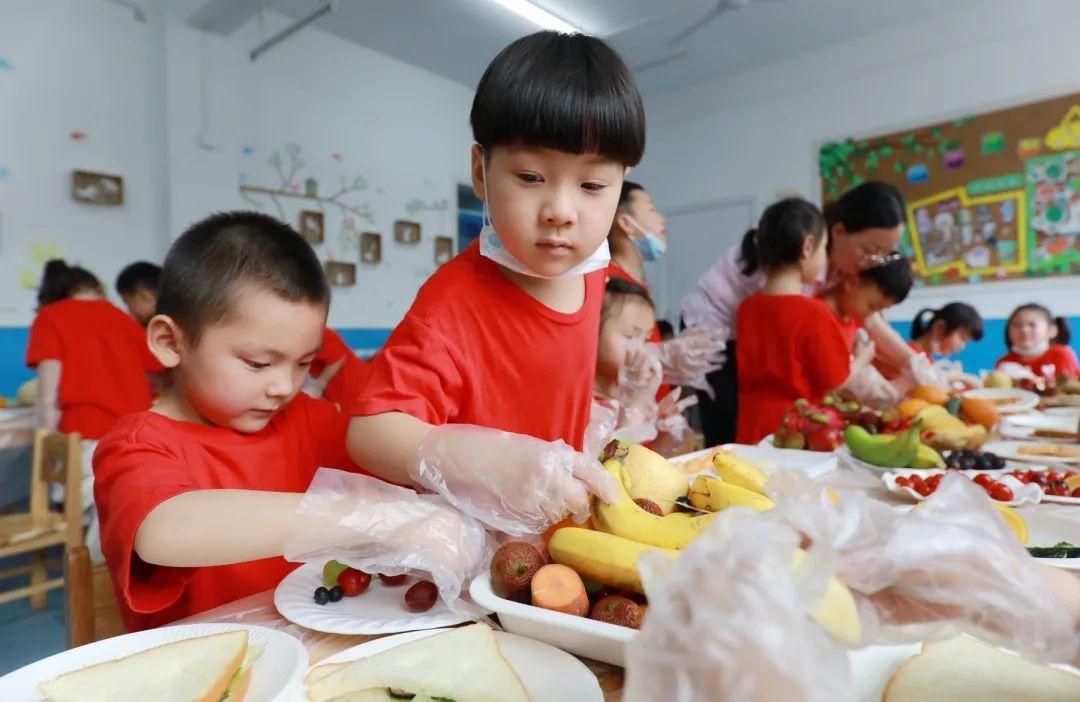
987,368 -> 1080,396
773,396 -> 875,451
313,561 -> 438,613
491,440 -> 862,642
944,449 -> 1007,471
893,472 -> 1016,502
1005,469 -> 1080,497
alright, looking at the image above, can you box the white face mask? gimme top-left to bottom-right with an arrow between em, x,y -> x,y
477,156 -> 610,279
1012,340 -> 1050,359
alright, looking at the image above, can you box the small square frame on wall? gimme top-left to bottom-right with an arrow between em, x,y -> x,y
434,236 -> 454,265
72,170 -> 124,206
360,232 -> 382,264
393,219 -> 421,245
325,260 -> 356,287
299,210 -> 325,245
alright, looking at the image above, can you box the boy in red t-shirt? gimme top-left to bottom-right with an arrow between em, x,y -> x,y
94,212 -> 483,630
344,32 -> 637,535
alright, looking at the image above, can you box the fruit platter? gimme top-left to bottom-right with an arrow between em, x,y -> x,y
882,469 -> 1042,507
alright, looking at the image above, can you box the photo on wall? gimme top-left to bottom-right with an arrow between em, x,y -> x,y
434,236 -> 454,265
325,260 -> 356,287
299,210 -> 325,245
393,219 -> 421,245
72,170 -> 124,206
360,232 -> 382,264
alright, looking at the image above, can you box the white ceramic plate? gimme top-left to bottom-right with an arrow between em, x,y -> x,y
1045,406 -> 1080,418
274,562 -> 474,636
309,628 -> 603,702
0,623 -> 306,702
1025,511 -> 1080,570
961,387 -> 1040,414
982,440 -> 1080,465
881,469 -> 1042,507
1000,412 -> 1079,440
669,443 -> 837,479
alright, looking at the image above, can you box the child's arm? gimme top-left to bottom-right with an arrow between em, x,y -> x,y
863,312 -> 913,368
347,412 -> 432,486
36,359 -> 61,431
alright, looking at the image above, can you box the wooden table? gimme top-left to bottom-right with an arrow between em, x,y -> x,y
181,589 -> 626,700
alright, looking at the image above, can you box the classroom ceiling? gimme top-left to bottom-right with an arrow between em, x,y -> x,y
183,0 -> 981,96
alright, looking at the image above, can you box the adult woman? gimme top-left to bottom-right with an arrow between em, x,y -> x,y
682,181 -> 910,446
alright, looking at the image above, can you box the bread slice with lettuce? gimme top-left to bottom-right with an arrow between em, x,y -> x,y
39,630 -> 259,702
307,624 -> 530,702
884,635 -> 1080,701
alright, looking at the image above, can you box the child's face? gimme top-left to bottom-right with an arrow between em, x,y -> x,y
1009,309 -> 1054,352
621,189 -> 667,240
931,323 -> 972,355
837,277 -> 895,321
154,287 -> 326,432
597,298 -> 655,382
472,145 -> 624,277
121,287 -> 157,326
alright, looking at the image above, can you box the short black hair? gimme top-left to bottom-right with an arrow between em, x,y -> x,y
825,181 -> 906,233
740,197 -> 826,276
911,302 -> 984,342
618,181 -> 645,211
859,254 -> 913,305
471,31 -> 646,167
602,276 -> 653,325
157,211 -> 330,342
115,261 -> 161,296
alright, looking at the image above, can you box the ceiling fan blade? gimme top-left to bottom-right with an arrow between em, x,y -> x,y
666,2 -> 729,47
631,50 -> 688,74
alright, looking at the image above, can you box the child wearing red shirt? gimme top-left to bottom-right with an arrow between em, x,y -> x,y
345,32 -> 638,535
94,212 -> 482,630
996,303 -> 1079,379
736,199 -> 854,444
308,328 -> 369,407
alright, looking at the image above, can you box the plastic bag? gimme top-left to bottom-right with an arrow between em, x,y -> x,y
657,327 -> 726,392
283,468 -> 494,616
413,424 -> 618,537
768,471 -> 1078,663
624,506 -> 854,702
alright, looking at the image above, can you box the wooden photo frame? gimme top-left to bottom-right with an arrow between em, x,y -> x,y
393,219 -> 421,245
299,210 -> 325,245
324,260 -> 356,287
360,232 -> 382,264
434,236 -> 454,265
72,170 -> 124,206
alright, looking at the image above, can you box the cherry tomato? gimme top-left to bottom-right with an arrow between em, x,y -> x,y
927,474 -> 943,489
973,474 -> 993,488
989,484 -> 1014,502
378,573 -> 408,587
338,568 -> 372,597
1047,472 -> 1063,484
1071,487 -> 1080,498
915,482 -> 933,497
1051,481 -> 1070,497
910,475 -> 925,490
404,581 -> 438,612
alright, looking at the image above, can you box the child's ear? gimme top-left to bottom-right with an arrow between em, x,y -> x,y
614,212 -> 634,236
146,315 -> 183,369
470,144 -> 486,202
800,234 -> 816,261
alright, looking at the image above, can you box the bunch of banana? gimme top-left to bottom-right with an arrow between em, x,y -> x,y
844,422 -> 926,468
916,405 -> 988,451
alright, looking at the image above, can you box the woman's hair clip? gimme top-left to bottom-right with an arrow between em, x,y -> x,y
858,250 -> 904,271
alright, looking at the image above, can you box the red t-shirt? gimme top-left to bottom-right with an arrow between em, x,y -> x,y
352,243 -> 603,450
311,328 -> 370,407
93,393 -> 359,630
26,298 -> 161,439
736,294 -> 850,444
996,345 -> 1080,378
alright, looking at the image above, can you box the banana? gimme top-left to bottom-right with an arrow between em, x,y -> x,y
548,527 -> 677,594
603,441 -> 688,515
911,443 -> 945,469
992,503 -> 1028,545
592,454 -> 717,549
711,452 -> 769,495
843,422 -> 922,468
688,474 -> 774,512
791,550 -> 862,644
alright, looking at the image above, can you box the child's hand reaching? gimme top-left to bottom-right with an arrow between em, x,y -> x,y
657,327 -> 726,391
851,330 -> 876,371
617,338 -> 663,409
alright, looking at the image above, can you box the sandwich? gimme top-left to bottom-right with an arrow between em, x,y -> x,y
306,623 -> 531,702
39,630 -> 259,702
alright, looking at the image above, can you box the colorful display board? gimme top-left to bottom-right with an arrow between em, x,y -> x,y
819,93 -> 1080,286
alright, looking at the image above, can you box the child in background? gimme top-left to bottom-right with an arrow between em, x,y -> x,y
115,261 -> 161,326
94,212 -> 483,630
820,252 -> 914,352
996,303 -> 1079,378
345,31 -> 636,534
307,328 -> 370,407
735,199 -> 855,444
909,302 -> 984,359
27,259 -> 161,561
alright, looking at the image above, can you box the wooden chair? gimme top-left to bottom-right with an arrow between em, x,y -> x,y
66,544 -> 125,647
0,429 -> 83,610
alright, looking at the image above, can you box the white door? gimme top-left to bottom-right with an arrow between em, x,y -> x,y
644,198 -> 756,323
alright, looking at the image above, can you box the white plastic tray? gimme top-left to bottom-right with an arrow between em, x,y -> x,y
469,572 -> 635,666
669,443 -> 837,479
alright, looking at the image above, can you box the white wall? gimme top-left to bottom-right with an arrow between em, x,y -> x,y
0,0 -> 169,326
634,0 -> 1080,323
165,12 -> 476,329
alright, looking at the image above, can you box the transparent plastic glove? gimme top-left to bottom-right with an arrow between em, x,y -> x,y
283,468 -> 494,616
617,338 -> 663,410
413,424 -> 619,537
657,327 -> 726,391
625,507 -> 854,702
655,387 -> 698,444
301,356 -> 345,399
583,397 -> 620,461
768,471 -> 1079,663
842,361 -> 901,411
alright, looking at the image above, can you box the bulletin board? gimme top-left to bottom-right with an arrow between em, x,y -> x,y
818,91 -> 1080,286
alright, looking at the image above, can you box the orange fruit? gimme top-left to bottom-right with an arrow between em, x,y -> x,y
960,397 -> 1000,431
911,385 -> 949,405
897,398 -> 930,420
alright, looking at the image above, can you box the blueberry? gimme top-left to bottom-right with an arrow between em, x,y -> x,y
314,587 -> 330,605
960,457 -> 977,471
328,585 -> 344,602
974,455 -> 991,471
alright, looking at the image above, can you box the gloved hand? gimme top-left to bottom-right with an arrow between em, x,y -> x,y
284,468 -> 494,615
617,338 -> 663,410
657,327 -> 726,393
413,424 -> 619,537
650,388 -> 699,456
